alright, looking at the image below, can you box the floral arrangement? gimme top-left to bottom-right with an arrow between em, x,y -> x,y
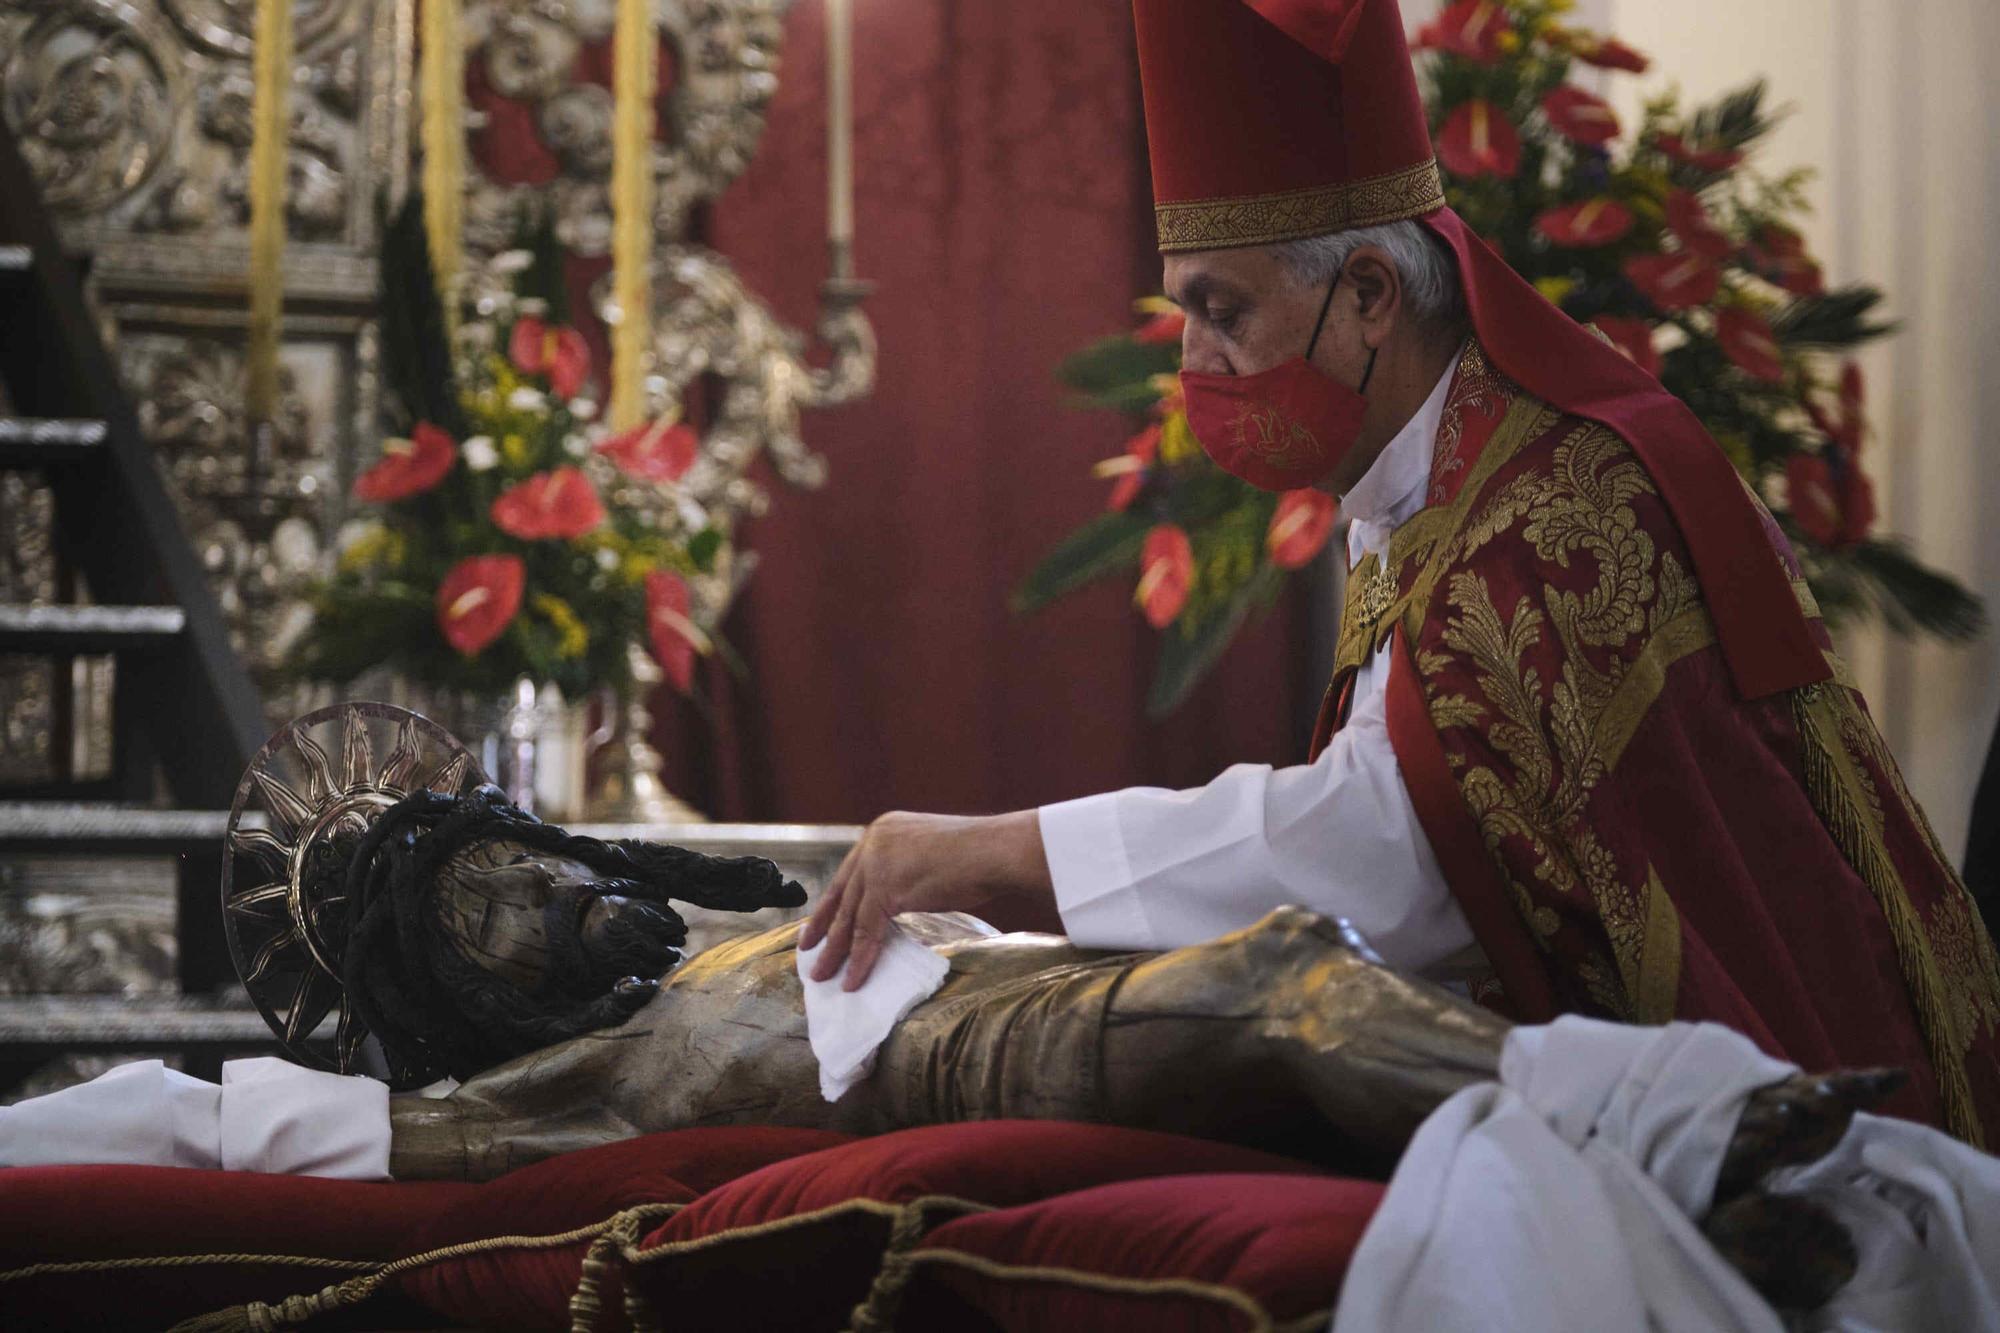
288,197 -> 720,701
1019,0 -> 1981,717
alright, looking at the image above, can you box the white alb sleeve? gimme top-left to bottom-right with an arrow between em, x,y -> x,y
1039,647 -> 1474,973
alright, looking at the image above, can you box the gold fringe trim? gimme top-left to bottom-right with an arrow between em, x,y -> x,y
1156,159 -> 1446,252
608,0 -> 656,429
244,0 -> 293,422
420,0 -> 465,325
1792,682 -> 1983,1147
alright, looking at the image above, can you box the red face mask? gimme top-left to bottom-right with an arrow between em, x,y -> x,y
1179,268 -> 1376,492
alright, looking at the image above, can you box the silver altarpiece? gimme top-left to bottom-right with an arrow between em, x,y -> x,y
0,0 -> 867,1093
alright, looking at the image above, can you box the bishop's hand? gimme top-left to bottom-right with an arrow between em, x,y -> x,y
800,810 -> 1062,988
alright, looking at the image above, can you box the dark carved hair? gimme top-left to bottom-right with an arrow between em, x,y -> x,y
326,785 -> 804,1086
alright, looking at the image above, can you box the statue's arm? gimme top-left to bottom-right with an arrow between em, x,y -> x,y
388,1032 -> 646,1182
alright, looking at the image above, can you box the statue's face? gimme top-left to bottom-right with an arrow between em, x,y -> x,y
432,838 -> 682,994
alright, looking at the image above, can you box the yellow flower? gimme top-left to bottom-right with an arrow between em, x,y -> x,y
337,524 -> 404,573
532,593 -> 590,659
1158,411 -> 1201,464
501,432 -> 533,468
1496,30 -> 1522,52
1534,276 -> 1578,307
621,553 -> 658,584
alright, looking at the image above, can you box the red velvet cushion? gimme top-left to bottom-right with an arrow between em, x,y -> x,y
0,1164 -> 476,1331
619,1121 -> 1326,1332
896,1172 -> 1387,1331
397,1126 -> 853,1331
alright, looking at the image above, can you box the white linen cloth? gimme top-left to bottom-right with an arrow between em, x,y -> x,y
797,917 -> 953,1101
1331,1015 -> 2000,1333
1040,357 -> 1475,975
0,1056 -> 388,1179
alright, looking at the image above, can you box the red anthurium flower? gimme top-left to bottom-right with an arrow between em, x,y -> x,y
490,466 -> 606,540
1786,452 -> 1875,550
1747,224 -> 1825,295
1132,297 -> 1187,346
1807,361 -> 1866,458
1592,316 -> 1661,378
1426,0 -> 1512,64
507,316 -> 593,401
1716,307 -> 1785,382
1542,85 -> 1621,147
1438,100 -> 1522,179
1571,34 -> 1650,73
354,422 -> 456,503
1665,190 -> 1733,261
1093,423 -> 1161,512
1624,251 -> 1720,311
1533,197 -> 1634,248
436,554 -> 525,657
1656,133 -> 1744,173
596,417 -> 698,483
1134,524 -> 1193,629
1266,490 -> 1339,570
644,569 -> 711,692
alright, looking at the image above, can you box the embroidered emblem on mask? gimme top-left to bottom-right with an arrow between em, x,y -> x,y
1231,403 -> 1324,472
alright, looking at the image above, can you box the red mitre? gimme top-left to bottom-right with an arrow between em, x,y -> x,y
1133,0 -> 1827,700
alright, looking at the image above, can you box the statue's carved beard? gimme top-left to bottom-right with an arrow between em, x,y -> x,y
329,785 -> 804,1087
539,891 -> 687,1005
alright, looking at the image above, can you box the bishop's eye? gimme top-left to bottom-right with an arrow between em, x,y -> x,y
1206,304 -> 1241,336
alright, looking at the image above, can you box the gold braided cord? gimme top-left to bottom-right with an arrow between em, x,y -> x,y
148,1207 -> 677,1333
0,1252 -> 374,1287
1155,159 -> 1445,253
877,1250 -> 1290,1333
608,0 -> 656,429
244,0 -> 293,422
420,0 -> 465,323
1792,682 -> 1983,1147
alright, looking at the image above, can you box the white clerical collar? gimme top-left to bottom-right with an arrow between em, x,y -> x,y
1342,347 -> 1461,564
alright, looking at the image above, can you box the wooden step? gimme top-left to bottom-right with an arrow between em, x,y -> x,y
0,603 -> 185,653
0,416 -> 106,467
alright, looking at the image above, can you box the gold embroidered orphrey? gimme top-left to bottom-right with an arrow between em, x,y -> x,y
1327,372 -> 2000,1143
1154,158 -> 1445,252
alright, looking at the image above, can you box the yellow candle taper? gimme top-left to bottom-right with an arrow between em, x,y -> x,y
245,0 -> 294,424
609,0 -> 657,431
826,0 -> 853,277
420,0 -> 466,322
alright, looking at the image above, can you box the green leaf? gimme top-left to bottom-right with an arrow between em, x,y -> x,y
1770,286 -> 1896,349
687,527 -> 724,571
376,190 -> 464,436
1012,511 -> 1150,613
1147,564 -> 1284,718
1056,335 -> 1178,406
1841,538 -> 1986,641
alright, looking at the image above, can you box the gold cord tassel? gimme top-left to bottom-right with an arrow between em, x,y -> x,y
244,0 -> 294,423
608,0 -> 657,429
420,0 -> 465,324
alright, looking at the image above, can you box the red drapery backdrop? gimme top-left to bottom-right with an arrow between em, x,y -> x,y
650,0 -> 1319,823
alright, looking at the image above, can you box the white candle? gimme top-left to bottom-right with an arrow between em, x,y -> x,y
827,0 -> 854,271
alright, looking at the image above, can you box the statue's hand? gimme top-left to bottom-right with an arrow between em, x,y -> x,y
1704,1067 -> 1906,1316
800,810 -> 1062,989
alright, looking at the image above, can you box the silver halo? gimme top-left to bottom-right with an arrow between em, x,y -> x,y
222,701 -> 487,1073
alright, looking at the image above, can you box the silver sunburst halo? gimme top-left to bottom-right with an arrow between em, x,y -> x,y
222,701 -> 487,1073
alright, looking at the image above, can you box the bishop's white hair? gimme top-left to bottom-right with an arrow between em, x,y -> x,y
1272,220 -> 1465,337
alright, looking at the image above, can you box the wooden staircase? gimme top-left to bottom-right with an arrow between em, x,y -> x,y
0,125 -> 278,1090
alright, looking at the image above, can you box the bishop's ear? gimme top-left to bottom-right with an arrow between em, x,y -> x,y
1342,245 -> 1403,341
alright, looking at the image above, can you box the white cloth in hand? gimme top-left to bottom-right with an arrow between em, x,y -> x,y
0,1056 -> 389,1179
797,917 -> 952,1102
